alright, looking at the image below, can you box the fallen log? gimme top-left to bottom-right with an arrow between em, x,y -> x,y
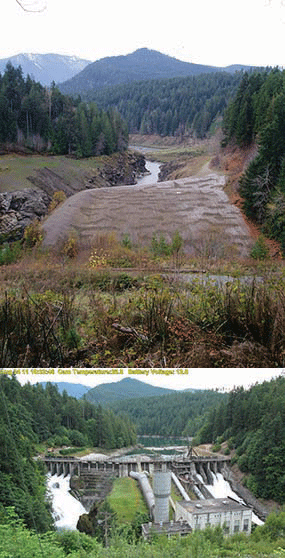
112,323 -> 149,342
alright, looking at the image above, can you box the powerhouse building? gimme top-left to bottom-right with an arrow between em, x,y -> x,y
175,498 -> 252,535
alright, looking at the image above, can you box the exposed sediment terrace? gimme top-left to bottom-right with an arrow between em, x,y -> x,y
42,171 -> 253,257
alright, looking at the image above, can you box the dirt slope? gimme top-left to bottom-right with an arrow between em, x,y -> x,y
42,169 -> 253,257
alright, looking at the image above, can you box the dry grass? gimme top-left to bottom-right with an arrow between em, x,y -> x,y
0,153 -> 108,193
2,136 -> 285,368
2,243 -> 285,368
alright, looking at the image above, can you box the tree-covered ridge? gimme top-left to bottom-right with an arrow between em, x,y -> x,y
110,389 -> 227,437
59,47 -> 254,97
87,72 -> 242,139
222,67 -> 285,253
84,377 -> 175,406
0,375 -> 136,531
0,62 -> 128,156
197,375 -> 285,503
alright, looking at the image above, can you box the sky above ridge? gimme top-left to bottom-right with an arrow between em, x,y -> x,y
13,368 -> 283,392
2,0 -> 285,68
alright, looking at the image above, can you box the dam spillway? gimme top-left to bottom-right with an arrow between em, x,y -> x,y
42,454 -> 231,479
44,453 -> 267,527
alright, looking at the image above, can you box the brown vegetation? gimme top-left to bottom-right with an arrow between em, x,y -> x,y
211,144 -> 282,258
1,136 -> 285,368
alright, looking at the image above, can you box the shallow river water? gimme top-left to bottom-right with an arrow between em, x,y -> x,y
136,160 -> 161,185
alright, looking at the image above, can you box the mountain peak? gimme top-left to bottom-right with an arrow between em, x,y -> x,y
0,53 -> 91,86
84,376 -> 175,405
59,48 -> 222,95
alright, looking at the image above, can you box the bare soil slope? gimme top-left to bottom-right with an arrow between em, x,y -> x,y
42,169 -> 253,257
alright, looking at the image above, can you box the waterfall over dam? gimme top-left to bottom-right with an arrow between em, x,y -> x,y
45,453 -> 266,529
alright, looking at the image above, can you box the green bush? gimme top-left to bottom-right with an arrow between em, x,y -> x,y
150,231 -> 183,259
0,241 -> 22,265
121,233 -> 132,249
237,454 -> 249,472
250,235 -> 269,260
151,233 -> 171,257
68,429 -> 88,447
63,326 -> 82,349
47,434 -> 71,447
23,219 -> 43,247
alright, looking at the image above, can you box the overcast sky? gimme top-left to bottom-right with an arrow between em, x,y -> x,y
12,368 -> 283,392
2,0 -> 285,68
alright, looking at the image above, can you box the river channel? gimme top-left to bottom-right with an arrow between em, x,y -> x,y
136,159 -> 161,185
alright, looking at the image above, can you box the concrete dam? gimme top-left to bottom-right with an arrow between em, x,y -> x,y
43,453 -> 230,480
43,453 -> 267,522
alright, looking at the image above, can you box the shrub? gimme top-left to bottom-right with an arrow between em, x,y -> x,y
151,231 -> 184,259
121,233 -> 132,249
62,326 -> 82,349
250,235 -> 269,260
48,190 -> 67,213
47,434 -> 71,447
171,230 -> 183,265
23,219 -> 43,247
62,233 -> 79,258
227,438 -> 234,450
68,429 -> 88,447
0,291 -> 77,367
151,233 -> 171,257
237,454 -> 249,472
89,248 -> 108,268
0,241 -> 22,265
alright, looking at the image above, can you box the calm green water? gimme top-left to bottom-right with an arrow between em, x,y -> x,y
124,435 -> 189,456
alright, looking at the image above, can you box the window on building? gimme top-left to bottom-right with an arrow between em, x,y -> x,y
234,521 -> 240,533
223,521 -> 230,534
243,519 -> 249,532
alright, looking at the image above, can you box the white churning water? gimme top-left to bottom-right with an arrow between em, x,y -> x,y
205,472 -> 263,526
46,473 -> 86,530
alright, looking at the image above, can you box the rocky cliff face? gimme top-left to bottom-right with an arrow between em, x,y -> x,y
0,188 -> 50,242
158,160 -> 184,182
0,152 -> 146,243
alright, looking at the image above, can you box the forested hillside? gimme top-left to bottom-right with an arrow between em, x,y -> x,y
59,48 -> 221,96
110,389 -> 227,436
222,67 -> 285,253
59,47 -> 253,97
197,375 -> 285,503
88,72 -> 242,138
0,63 -> 128,156
0,375 -> 136,531
84,377 -> 175,405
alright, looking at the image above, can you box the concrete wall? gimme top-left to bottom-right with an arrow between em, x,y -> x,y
176,502 -> 252,535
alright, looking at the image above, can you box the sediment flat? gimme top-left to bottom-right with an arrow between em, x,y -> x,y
42,171 -> 252,256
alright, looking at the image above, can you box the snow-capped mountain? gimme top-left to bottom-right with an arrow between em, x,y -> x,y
0,53 -> 92,85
